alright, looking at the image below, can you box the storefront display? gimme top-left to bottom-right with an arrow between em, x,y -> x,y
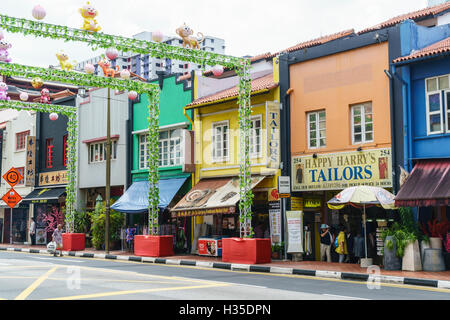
198,237 -> 222,257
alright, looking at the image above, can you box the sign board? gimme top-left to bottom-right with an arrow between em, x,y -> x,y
25,136 -> 36,187
290,197 -> 303,211
268,201 -> 281,244
1,188 -> 22,209
278,176 -> 290,198
304,198 -> 322,208
268,188 -> 279,201
3,167 -> 23,187
286,211 -> 303,253
39,170 -> 68,186
291,148 -> 392,191
266,101 -> 281,169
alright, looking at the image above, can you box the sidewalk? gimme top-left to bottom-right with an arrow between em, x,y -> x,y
2,243 -> 450,289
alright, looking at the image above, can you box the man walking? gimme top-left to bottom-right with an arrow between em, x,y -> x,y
29,217 -> 36,245
320,224 -> 332,262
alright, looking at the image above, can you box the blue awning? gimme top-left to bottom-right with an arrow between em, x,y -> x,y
111,177 -> 189,214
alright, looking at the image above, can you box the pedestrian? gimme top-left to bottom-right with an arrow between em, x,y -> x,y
52,224 -> 64,257
319,224 -> 332,262
335,225 -> 348,263
29,217 -> 36,246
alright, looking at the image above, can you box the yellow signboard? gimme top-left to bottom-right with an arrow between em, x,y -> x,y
291,148 -> 392,191
304,199 -> 322,208
266,101 -> 281,169
39,170 -> 68,186
290,197 -> 303,211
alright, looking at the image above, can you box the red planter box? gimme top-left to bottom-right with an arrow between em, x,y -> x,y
134,235 -> 174,257
62,233 -> 85,251
222,238 -> 271,264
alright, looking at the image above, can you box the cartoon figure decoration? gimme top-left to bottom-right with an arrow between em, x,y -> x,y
40,88 -> 51,104
0,82 -> 10,101
98,59 -> 118,78
0,39 -> 12,63
32,4 -> 46,20
31,77 -> 43,89
56,51 -> 76,71
79,2 -> 101,33
176,23 -> 204,50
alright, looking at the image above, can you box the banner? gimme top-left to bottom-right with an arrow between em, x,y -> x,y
291,148 -> 392,191
39,170 -> 68,186
266,101 -> 280,169
268,201 -> 281,244
286,211 -> 303,253
25,136 -> 36,187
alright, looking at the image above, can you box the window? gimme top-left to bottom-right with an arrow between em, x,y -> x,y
16,131 -> 30,151
16,167 -> 24,185
351,103 -> 373,144
88,141 -> 117,163
212,121 -> 229,162
179,64 -> 184,69
46,139 -> 53,168
307,111 -> 326,148
250,115 -> 262,158
63,135 -> 68,167
425,74 -> 450,134
139,129 -> 183,169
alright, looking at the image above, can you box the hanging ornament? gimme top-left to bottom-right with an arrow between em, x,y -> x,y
0,31 -> 4,40
0,39 -> 12,63
176,23 -> 204,50
32,4 -> 46,20
19,92 -> 29,101
84,63 -> 95,74
49,113 -> 59,121
0,82 -> 10,101
212,65 -> 224,76
120,69 -> 130,80
128,91 -> 138,100
152,31 -> 164,43
56,51 -> 75,71
31,77 -> 43,89
79,2 -> 101,32
106,47 -> 118,60
40,88 -> 51,104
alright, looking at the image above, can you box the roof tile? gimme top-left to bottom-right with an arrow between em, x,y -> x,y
393,36 -> 450,63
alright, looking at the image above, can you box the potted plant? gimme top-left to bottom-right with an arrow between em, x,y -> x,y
271,242 -> 284,260
88,203 -> 125,251
62,208 -> 87,252
420,219 -> 450,250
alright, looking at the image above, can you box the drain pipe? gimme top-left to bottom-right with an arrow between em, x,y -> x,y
384,68 -> 398,194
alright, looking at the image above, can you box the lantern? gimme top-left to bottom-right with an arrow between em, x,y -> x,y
128,91 -> 138,100
19,92 -> 29,101
31,77 -> 43,89
212,65 -> 224,76
152,31 -> 164,43
120,69 -> 130,80
32,5 -> 46,20
49,113 -> 58,121
106,47 -> 118,60
84,63 -> 95,74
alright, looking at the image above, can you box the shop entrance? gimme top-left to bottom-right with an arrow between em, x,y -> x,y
302,210 -> 320,261
6,208 -> 28,244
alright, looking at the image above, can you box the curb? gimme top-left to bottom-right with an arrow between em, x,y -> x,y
1,246 -> 449,289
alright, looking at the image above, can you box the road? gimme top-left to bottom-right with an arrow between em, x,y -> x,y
0,251 -> 449,301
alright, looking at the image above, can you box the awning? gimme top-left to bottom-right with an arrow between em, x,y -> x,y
171,175 -> 265,217
395,159 -> 450,207
111,177 -> 189,214
22,187 -> 66,203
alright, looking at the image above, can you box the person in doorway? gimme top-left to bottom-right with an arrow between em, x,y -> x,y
335,225 -> 348,263
52,224 -> 64,257
29,217 -> 36,245
320,224 -> 332,262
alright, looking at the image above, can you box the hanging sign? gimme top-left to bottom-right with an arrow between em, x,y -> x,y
266,101 -> 281,169
25,136 -> 36,187
3,167 -> 23,187
286,211 -> 303,253
1,188 -> 22,209
39,170 -> 68,186
278,176 -> 290,198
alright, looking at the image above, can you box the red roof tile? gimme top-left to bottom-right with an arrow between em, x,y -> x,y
186,73 -> 277,108
393,36 -> 450,63
359,2 -> 450,34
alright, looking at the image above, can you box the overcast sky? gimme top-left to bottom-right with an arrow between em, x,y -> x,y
1,0 -> 429,68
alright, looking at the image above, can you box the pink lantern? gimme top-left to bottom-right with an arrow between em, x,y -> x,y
49,113 -> 58,121
84,63 -> 95,74
32,5 -> 46,20
0,31 -> 4,41
120,69 -> 130,80
152,31 -> 164,43
128,91 -> 138,100
212,65 -> 224,76
106,47 -> 118,60
19,92 -> 29,101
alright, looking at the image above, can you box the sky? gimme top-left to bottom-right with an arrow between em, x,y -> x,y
1,0 -> 430,68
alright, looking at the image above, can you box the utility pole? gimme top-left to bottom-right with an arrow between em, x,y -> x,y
105,87 -> 111,254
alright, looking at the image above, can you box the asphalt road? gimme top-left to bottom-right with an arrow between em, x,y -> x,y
0,251 -> 449,301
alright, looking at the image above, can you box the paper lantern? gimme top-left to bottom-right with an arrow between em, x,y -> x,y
49,113 -> 58,121
31,77 -> 43,89
19,92 -> 29,101
120,69 -> 130,80
0,31 -> 4,40
212,65 -> 224,76
84,63 -> 95,74
106,47 -> 118,60
32,5 -> 46,20
152,31 -> 164,43
128,91 -> 138,100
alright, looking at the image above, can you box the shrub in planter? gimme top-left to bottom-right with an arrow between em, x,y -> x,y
271,242 -> 284,260
420,219 -> 450,249
88,203 -> 125,250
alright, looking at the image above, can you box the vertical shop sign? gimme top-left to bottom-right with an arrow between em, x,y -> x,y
25,136 -> 36,187
268,201 -> 281,244
266,101 -> 280,169
286,211 -> 303,253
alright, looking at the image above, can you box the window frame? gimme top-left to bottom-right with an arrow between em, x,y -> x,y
88,140 -> 118,164
15,130 -> 30,151
46,138 -> 54,168
250,115 -> 263,159
158,129 -> 182,168
306,110 -> 326,149
425,74 -> 450,135
351,103 -> 374,145
211,120 -> 230,163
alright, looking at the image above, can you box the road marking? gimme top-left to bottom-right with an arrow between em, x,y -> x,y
47,283 -> 231,300
32,257 -> 84,263
322,294 -> 370,300
0,262 -> 11,265
14,266 -> 58,300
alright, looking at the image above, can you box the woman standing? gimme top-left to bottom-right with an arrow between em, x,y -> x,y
335,226 -> 348,263
52,224 -> 64,257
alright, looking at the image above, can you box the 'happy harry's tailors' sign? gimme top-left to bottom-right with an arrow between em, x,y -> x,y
291,148 -> 392,191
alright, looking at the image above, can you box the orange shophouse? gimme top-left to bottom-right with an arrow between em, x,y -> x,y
278,29 -> 400,264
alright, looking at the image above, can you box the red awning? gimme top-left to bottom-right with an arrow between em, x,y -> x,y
395,159 -> 450,207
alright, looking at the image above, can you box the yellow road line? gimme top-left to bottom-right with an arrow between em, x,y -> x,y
47,283 -> 230,300
14,267 -> 58,300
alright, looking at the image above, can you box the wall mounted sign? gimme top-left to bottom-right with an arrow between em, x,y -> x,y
290,197 -> 303,211
291,148 -> 392,191
266,101 -> 280,169
39,170 -> 68,186
278,176 -> 291,198
304,198 -> 322,208
25,136 -> 36,187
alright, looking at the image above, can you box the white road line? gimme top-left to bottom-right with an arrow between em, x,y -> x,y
32,257 -> 84,263
0,262 -> 11,266
322,293 -> 370,300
